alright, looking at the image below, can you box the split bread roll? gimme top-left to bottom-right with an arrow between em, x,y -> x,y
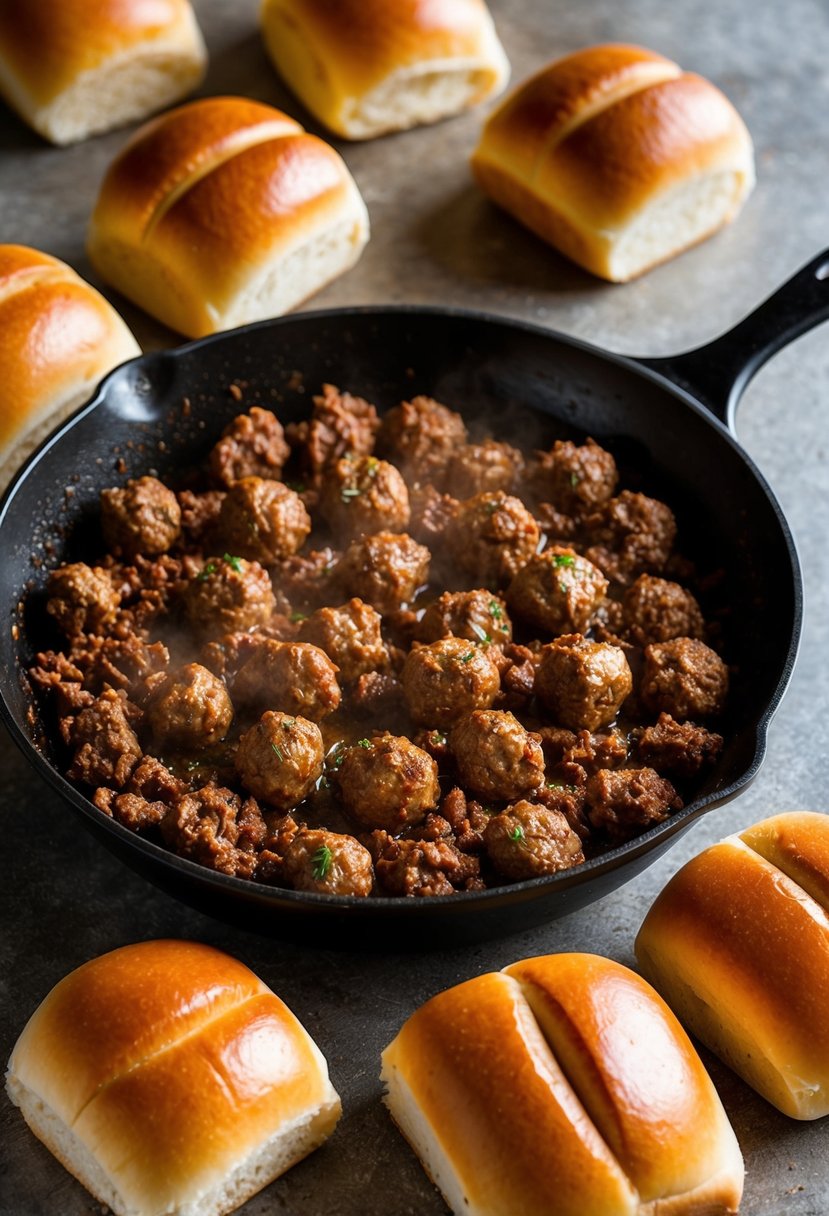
0,244 -> 140,488
471,43 -> 755,282
0,0 -> 207,145
87,96 -> 370,338
260,0 -> 510,139
5,939 -> 342,1216
636,810 -> 829,1120
382,953 -> 744,1216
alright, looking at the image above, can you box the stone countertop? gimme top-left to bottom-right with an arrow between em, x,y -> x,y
1,1 -> 828,1213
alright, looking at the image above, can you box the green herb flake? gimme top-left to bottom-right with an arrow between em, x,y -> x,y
484,499 -> 499,515
271,741 -> 284,762
356,737 -> 372,749
223,553 -> 243,572
488,600 -> 503,620
282,718 -> 296,730
429,731 -> 447,747
460,651 -> 476,664
366,457 -> 380,476
197,560 -> 217,582
570,472 -> 580,487
547,780 -> 564,790
559,580 -> 568,594
332,746 -> 346,768
509,825 -> 525,843
290,611 -> 307,623
341,486 -> 362,501
552,553 -> 576,569
471,623 -> 491,644
311,844 -> 333,881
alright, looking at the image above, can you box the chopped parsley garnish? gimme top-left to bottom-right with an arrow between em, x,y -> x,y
489,600 -> 503,619
570,472 -> 580,487
471,623 -> 491,644
484,499 -> 499,515
460,651 -> 476,663
429,731 -> 447,747
356,737 -> 371,749
197,560 -> 217,581
341,486 -> 362,501
282,718 -> 296,730
552,553 -> 576,568
271,741 -> 284,762
509,825 -> 525,843
311,844 -> 333,880
559,580 -> 568,594
223,553 -> 243,572
332,746 -> 346,768
290,611 -> 307,622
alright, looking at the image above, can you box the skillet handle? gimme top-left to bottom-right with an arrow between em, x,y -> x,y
636,248 -> 829,430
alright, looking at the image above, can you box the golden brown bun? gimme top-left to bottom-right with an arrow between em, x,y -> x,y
636,811 -> 829,1120
87,96 -> 370,338
0,244 -> 140,488
5,939 -> 342,1216
260,0 -> 509,139
381,953 -> 743,1215
471,43 -> 755,281
0,0 -> 207,145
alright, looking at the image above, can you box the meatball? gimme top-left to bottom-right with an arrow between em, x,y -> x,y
288,383 -> 379,478
281,828 -> 373,897
535,634 -> 632,731
46,562 -> 120,636
407,484 -> 458,547
209,406 -> 290,486
584,491 -> 677,583
319,455 -> 410,539
530,438 -> 618,515
233,640 -> 341,721
338,733 -> 439,831
100,476 -> 181,557
182,555 -> 275,638
444,441 -> 523,498
623,574 -> 705,646
416,589 -> 512,647
336,531 -> 430,613
507,547 -> 608,635
586,767 -> 682,842
445,491 -> 540,588
376,396 -> 468,484
641,638 -> 729,719
235,711 -> 323,809
144,663 -> 233,751
298,598 -> 387,683
484,801 -> 585,881
67,688 -> 142,788
217,477 -> 310,563
403,637 -> 501,728
450,710 -> 545,802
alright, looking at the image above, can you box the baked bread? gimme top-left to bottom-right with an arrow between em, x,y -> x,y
260,0 -> 510,140
0,0 -> 207,145
636,810 -> 829,1120
87,96 -> 370,338
5,939 -> 342,1216
471,43 -> 755,282
382,953 -> 744,1215
0,244 -> 140,488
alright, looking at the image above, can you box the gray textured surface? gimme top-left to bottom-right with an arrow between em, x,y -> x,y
1,1 -> 828,1213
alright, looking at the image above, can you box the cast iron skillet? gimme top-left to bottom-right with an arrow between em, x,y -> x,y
1,250 -> 827,947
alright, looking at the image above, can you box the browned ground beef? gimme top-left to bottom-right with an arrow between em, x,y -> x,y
30,392 -> 729,898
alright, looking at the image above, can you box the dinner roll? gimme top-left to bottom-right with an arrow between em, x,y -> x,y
471,43 -> 755,282
636,810 -> 829,1120
0,0 -> 207,145
87,96 -> 370,338
0,244 -> 140,488
382,953 -> 743,1215
5,939 -> 342,1216
260,0 -> 510,140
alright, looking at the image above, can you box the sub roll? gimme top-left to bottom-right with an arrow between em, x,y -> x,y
471,44 -> 755,282
382,952 -> 744,1216
636,810 -> 829,1119
5,939 -> 342,1216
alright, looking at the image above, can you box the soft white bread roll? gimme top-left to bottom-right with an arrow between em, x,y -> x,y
471,44 -> 755,282
636,811 -> 829,1120
87,96 -> 370,338
0,0 -> 207,145
260,0 -> 510,140
5,939 -> 342,1216
381,953 -> 743,1216
0,244 -> 140,488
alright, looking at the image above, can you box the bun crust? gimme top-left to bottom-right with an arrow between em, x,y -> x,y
471,43 -> 755,282
260,0 -> 510,139
0,244 -> 139,487
5,939 -> 341,1216
0,0 -> 207,145
636,811 -> 829,1119
382,953 -> 743,1216
87,96 -> 370,338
